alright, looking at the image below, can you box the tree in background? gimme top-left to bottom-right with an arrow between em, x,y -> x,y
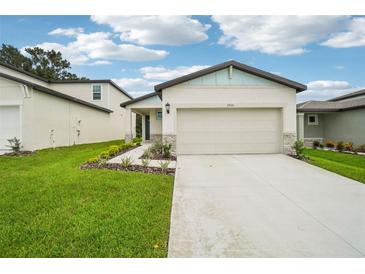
0,44 -> 88,80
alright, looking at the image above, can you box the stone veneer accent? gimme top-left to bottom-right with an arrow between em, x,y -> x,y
163,134 -> 176,155
150,134 -> 162,142
283,132 -> 297,155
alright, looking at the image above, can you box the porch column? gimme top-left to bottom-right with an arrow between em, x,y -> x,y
124,107 -> 133,142
141,114 -> 146,141
297,112 -> 305,141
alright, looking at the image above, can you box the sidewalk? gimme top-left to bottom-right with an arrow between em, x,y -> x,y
108,143 -> 176,168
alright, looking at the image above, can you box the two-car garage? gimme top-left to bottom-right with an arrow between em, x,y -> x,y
176,108 -> 283,155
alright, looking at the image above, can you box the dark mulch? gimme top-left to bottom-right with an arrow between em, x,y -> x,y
140,154 -> 177,161
1,151 -> 34,157
288,154 -> 310,162
81,163 -> 175,176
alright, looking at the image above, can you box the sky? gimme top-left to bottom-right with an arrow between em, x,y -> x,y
0,15 -> 364,102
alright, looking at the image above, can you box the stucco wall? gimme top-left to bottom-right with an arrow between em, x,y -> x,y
162,85 -> 297,135
0,76 -> 126,151
149,109 -> 162,136
303,113 -> 325,138
50,82 -> 110,109
323,109 -> 365,145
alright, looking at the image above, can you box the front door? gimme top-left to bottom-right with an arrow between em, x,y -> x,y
145,115 -> 150,140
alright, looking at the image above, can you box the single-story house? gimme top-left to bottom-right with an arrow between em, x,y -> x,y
121,60 -> 307,155
297,89 -> 365,146
0,62 -> 135,153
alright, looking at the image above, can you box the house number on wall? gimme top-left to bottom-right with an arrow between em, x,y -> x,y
227,103 -> 234,107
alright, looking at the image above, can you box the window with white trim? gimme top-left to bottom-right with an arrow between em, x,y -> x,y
308,114 -> 318,125
156,111 -> 162,120
92,84 -> 102,101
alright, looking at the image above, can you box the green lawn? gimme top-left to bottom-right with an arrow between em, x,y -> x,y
304,148 -> 365,184
0,141 -> 174,257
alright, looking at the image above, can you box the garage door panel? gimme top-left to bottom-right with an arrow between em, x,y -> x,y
177,108 -> 282,154
0,106 -> 21,150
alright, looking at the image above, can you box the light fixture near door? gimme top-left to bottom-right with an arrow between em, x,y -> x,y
165,102 -> 171,114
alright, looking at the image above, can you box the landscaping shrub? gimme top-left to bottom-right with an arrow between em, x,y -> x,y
120,156 -> 134,167
159,160 -> 170,174
312,140 -> 320,149
99,151 -> 109,159
150,140 -> 164,155
86,157 -> 99,164
292,140 -> 305,159
162,143 -> 172,158
336,141 -> 345,152
141,158 -> 151,168
142,147 -> 153,159
132,136 -> 142,144
344,142 -> 354,152
356,144 -> 365,153
108,145 -> 120,157
325,140 -> 336,149
319,143 -> 324,149
7,137 -> 22,152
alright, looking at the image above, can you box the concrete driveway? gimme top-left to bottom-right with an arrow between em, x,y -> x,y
168,154 -> 365,257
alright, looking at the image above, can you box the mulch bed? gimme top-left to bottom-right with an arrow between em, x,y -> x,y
80,163 -> 175,176
0,151 -> 34,157
288,154 -> 310,162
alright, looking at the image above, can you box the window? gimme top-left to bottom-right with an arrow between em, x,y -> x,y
308,114 -> 318,125
92,84 -> 102,101
156,111 -> 162,120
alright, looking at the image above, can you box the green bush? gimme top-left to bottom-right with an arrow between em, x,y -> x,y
162,143 -> 172,158
150,140 -> 164,155
141,158 -> 151,168
344,142 -> 354,152
312,140 -> 320,149
120,156 -> 134,167
86,157 -> 99,164
325,140 -> 336,149
132,136 -> 142,144
159,160 -> 170,173
336,141 -> 345,152
108,145 -> 120,157
356,144 -> 365,153
99,151 -> 109,159
292,140 -> 305,159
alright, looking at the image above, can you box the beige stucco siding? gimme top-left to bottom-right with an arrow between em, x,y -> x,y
162,86 -> 297,136
0,65 -> 50,88
1,76 -> 126,151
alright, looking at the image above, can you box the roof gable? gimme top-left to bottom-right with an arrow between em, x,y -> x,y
154,60 -> 307,92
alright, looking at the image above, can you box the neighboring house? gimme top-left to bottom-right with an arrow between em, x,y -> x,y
121,60 -> 307,155
0,62 -> 135,153
297,89 -> 365,146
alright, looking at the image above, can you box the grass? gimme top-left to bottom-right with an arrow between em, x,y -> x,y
304,148 -> 365,184
0,141 -> 174,257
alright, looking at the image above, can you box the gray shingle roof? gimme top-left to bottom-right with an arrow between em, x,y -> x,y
297,97 -> 365,112
328,89 -> 365,102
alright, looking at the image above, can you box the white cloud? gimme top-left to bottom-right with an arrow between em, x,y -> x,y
112,77 -> 158,97
334,65 -> 345,70
321,17 -> 365,48
113,64 -> 209,96
307,80 -> 351,90
23,42 -> 89,65
297,80 -> 352,102
48,27 -> 84,37
26,31 -> 168,65
91,15 -> 210,46
140,65 -> 210,81
212,16 -> 349,55
88,60 -> 112,66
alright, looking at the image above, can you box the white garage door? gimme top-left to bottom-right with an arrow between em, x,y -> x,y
177,108 -> 282,154
0,106 -> 21,150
